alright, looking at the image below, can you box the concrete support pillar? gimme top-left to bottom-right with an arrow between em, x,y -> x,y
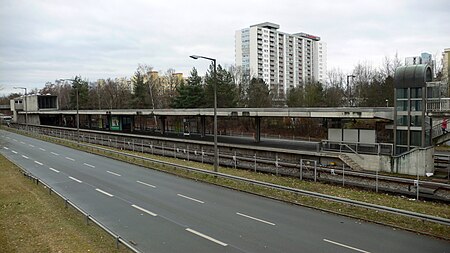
159,116 -> 166,135
87,114 -> 92,129
200,116 -> 206,138
255,116 -> 261,143
130,116 -> 134,133
106,113 -> 111,131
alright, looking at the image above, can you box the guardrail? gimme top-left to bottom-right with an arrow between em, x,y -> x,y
6,126 -> 450,226
10,124 -> 450,194
1,154 -> 141,253
59,138 -> 450,226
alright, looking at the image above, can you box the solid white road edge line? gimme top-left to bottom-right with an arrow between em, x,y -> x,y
69,176 -> 82,183
131,204 -> 157,216
177,194 -> 205,204
65,157 -> 75,161
34,161 -> 43,166
106,171 -> 121,177
49,168 -> 60,173
185,228 -> 228,246
236,212 -> 276,226
51,152 -> 59,156
83,163 -> 95,168
136,180 -> 156,188
22,155 -> 29,159
96,188 -> 114,197
323,239 -> 371,253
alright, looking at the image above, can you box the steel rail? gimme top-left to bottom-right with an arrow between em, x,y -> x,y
7,127 -> 448,227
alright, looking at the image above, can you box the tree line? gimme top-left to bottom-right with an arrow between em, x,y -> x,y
1,54 -> 421,109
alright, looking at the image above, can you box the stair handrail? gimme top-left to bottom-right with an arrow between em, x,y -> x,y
340,143 -> 365,160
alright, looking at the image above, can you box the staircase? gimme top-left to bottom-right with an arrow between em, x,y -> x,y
339,154 -> 363,171
434,154 -> 450,180
432,123 -> 450,145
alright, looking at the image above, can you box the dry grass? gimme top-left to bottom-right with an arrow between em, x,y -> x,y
0,154 -> 129,253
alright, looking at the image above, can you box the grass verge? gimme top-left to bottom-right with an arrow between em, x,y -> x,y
4,127 -> 450,240
0,154 -> 129,253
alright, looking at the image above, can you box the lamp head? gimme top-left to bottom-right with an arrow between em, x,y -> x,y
190,55 -> 200,60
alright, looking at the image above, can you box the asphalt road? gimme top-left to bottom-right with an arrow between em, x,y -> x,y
1,129 -> 449,253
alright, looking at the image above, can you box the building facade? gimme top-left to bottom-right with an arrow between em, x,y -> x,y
405,52 -> 434,75
393,64 -> 433,154
443,48 -> 450,93
235,22 -> 327,98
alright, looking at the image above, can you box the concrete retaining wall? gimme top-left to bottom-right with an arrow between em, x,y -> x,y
340,148 -> 434,176
393,147 -> 434,176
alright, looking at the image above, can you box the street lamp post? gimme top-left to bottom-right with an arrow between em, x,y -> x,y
190,55 -> 218,173
76,87 -> 79,142
347,75 -> 356,106
14,87 -> 28,131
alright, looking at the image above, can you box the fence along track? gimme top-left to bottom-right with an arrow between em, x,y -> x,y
6,126 -> 450,226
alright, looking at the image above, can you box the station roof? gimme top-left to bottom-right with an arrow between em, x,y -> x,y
21,107 -> 394,120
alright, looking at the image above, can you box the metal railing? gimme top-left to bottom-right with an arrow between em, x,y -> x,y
427,98 -> 450,112
321,140 -> 394,156
432,122 -> 446,139
22,133 -> 450,225
7,124 -> 450,199
1,154 -> 140,253
4,126 -> 450,226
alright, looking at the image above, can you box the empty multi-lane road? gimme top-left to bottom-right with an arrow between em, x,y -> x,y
1,129 -> 448,253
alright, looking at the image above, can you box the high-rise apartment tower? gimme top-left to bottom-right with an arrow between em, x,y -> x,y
235,22 -> 327,97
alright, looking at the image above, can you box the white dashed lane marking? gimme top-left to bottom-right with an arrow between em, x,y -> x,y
323,239 -> 371,253
131,204 -> 157,216
69,176 -> 82,183
185,228 -> 228,247
95,188 -> 114,197
236,212 -> 276,226
22,155 -> 29,159
39,148 -> 46,151
106,171 -> 121,177
49,168 -> 60,173
65,157 -> 75,161
34,161 -> 43,166
177,194 -> 205,204
11,150 -> 18,154
136,180 -> 156,188
83,163 -> 95,168
29,144 -> 35,147
51,152 -> 59,156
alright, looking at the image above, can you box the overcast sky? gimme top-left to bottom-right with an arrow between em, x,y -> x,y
1,0 -> 449,95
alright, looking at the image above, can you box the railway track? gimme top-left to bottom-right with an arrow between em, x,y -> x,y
8,123 -> 450,202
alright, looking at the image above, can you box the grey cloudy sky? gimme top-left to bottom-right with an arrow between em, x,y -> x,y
1,0 -> 449,95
